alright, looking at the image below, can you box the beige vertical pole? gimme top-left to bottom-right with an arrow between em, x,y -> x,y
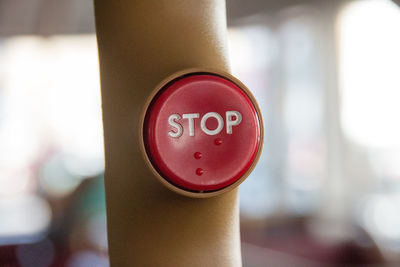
94,0 -> 241,266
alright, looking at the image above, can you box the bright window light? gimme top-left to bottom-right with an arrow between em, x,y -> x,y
339,0 -> 400,148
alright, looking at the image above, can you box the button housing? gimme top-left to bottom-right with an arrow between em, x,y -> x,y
140,69 -> 263,198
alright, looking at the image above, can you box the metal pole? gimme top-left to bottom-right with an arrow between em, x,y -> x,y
94,0 -> 241,266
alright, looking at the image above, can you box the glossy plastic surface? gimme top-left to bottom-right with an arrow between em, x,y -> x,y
144,73 -> 260,192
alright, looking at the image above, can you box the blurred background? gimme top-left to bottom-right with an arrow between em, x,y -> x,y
0,0 -> 400,266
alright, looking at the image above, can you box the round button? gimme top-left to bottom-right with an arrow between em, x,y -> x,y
142,71 -> 262,195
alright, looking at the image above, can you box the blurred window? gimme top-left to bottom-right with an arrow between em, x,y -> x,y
338,0 -> 400,257
0,36 -> 103,242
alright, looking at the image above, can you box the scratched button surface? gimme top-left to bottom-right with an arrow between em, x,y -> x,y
143,73 -> 261,192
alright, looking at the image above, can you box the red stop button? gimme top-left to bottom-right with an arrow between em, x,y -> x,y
142,70 -> 263,196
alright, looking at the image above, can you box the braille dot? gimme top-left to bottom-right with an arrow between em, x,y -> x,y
194,152 -> 202,159
196,168 -> 204,176
214,138 -> 222,145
